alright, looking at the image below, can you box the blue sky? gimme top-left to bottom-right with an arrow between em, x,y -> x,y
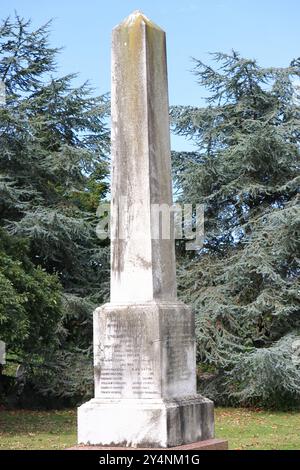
1,0 -> 299,150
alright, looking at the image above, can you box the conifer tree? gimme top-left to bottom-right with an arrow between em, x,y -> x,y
171,52 -> 300,407
0,15 -> 110,400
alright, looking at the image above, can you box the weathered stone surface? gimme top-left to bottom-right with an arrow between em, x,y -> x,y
77,11 -> 215,448
0,341 -> 5,365
110,10 -> 176,303
93,302 -> 196,400
78,300 -> 214,447
78,396 -> 214,447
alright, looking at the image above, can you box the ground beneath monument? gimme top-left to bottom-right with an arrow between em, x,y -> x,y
0,408 -> 300,450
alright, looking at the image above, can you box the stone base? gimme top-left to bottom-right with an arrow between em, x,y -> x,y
69,438 -> 228,450
78,396 -> 214,448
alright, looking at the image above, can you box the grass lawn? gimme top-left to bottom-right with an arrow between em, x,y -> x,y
0,409 -> 75,450
215,408 -> 300,450
0,407 -> 300,450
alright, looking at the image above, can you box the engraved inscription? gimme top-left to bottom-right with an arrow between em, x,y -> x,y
163,318 -> 193,383
96,316 -> 160,398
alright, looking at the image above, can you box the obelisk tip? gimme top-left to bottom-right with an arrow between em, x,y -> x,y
114,10 -> 164,31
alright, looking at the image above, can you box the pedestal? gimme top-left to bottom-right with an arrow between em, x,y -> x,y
78,302 -> 214,447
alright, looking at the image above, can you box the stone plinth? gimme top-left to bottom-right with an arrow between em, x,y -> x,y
78,302 -> 214,447
78,396 -> 214,448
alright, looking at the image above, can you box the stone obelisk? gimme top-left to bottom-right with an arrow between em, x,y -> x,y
78,11 -> 214,448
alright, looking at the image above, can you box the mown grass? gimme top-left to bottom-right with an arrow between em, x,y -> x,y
0,407 -> 300,450
215,408 -> 300,450
0,409 -> 75,450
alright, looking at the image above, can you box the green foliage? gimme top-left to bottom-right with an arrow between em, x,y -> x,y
0,14 -> 110,401
0,228 -> 62,355
172,51 -> 300,407
29,350 -> 93,404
